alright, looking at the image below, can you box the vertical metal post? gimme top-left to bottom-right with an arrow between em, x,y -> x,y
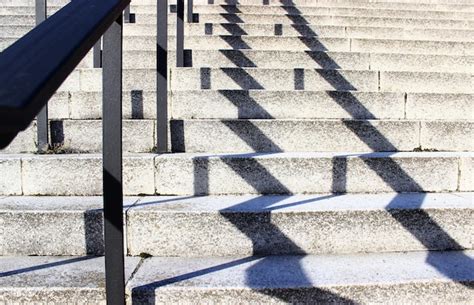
176,0 -> 184,67
124,5 -> 131,23
36,0 -> 49,152
102,14 -> 125,305
156,0 -> 168,152
187,0 -> 193,23
93,39 -> 102,68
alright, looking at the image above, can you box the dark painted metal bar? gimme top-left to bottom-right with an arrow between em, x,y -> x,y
176,0 -> 184,67
187,0 -> 194,23
102,13 -> 125,305
0,0 -> 130,149
156,0 -> 168,152
93,39 -> 102,68
35,0 -> 46,25
124,5 -> 131,23
36,0 -> 49,152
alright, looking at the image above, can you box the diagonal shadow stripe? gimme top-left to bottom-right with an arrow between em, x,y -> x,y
280,0 -> 473,287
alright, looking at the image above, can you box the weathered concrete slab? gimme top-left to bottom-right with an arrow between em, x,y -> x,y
127,193 -> 473,256
171,90 -> 405,119
420,121 -> 474,151
19,154 -> 155,196
0,197 -> 137,255
0,123 -> 36,153
171,68 -> 378,91
170,119 -> 421,152
0,156 -> 22,195
134,12 -> 473,29
0,256 -> 140,304
50,119 -> 155,153
155,152 -> 470,195
379,71 -> 473,93
127,251 -> 474,304
406,93 -> 474,120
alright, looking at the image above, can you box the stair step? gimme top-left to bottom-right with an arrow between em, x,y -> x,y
187,0 -> 474,7
0,256 -> 140,303
171,68 -> 472,93
1,251 -> 471,303
0,119 -> 156,154
5,23 -> 472,42
155,151 -> 472,195
187,5 -> 474,19
0,196 -> 133,255
172,91 -> 474,120
128,36 -> 474,55
0,152 -> 471,196
126,49 -> 473,73
127,193 -> 473,256
127,251 -> 474,304
134,12 -> 474,29
23,90 -> 472,121
0,154 -> 157,196
3,4 -> 473,19
170,119 -> 472,153
124,23 -> 474,41
3,193 -> 471,256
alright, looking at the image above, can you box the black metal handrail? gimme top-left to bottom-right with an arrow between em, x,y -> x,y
0,0 -> 130,303
0,0 -> 193,302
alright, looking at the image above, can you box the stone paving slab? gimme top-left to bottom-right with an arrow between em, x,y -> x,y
127,192 -> 474,256
127,250 -> 474,304
0,256 -> 140,304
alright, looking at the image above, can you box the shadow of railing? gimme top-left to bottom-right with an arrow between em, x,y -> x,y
0,256 -> 95,278
135,1 -> 472,303
280,0 -> 473,286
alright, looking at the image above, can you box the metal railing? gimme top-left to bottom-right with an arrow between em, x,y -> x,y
0,0 -> 195,302
31,0 -> 191,154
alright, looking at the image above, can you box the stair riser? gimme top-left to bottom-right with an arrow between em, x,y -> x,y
128,208 -> 473,256
2,90 -> 468,122
124,24 -> 474,42
3,5 -> 473,20
3,25 -> 473,43
172,91 -> 474,120
0,120 -> 156,154
189,0 -> 474,6
125,36 -> 474,56
3,193 -> 470,256
190,7 -> 474,20
10,91 -> 470,121
132,282 -> 473,304
156,154 -> 472,195
171,120 -> 473,153
0,154 -> 471,196
1,210 -> 105,255
3,0 -> 473,8
0,155 -> 156,196
133,13 -> 474,29
172,68 -> 473,93
128,50 -> 473,73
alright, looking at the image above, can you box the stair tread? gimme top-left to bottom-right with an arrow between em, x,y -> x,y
1,251 -> 472,302
129,192 -> 473,212
2,192 -> 471,212
127,250 -> 474,304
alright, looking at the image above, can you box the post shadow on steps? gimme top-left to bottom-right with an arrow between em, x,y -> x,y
281,0 -> 474,285
129,155 -> 351,303
131,90 -> 144,119
137,3 -> 472,303
0,256 -> 95,278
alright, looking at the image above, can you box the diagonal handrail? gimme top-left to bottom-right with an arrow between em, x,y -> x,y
0,0 -> 130,304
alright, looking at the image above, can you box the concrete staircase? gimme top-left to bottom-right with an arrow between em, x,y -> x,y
0,0 -> 473,303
